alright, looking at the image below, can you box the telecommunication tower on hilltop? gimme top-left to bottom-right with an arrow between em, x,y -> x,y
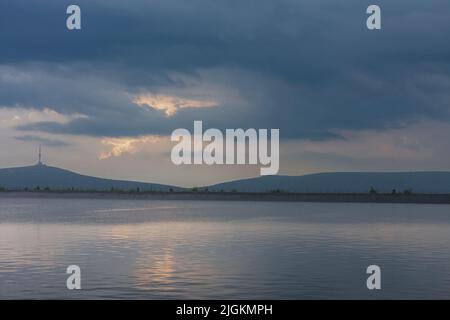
37,145 -> 43,165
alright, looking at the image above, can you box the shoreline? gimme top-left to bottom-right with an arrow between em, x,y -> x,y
1,191 -> 450,204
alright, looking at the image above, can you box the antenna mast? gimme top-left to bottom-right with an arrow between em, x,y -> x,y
38,145 -> 42,165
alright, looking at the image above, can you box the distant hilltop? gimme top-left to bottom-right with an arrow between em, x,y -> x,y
0,164 -> 182,192
1,163 -> 450,194
206,172 -> 450,194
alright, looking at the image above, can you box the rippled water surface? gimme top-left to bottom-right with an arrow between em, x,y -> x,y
1,197 -> 449,299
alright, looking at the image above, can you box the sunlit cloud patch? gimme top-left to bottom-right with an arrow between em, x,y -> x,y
132,94 -> 218,117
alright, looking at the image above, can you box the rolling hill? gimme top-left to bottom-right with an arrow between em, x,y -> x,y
206,172 -> 450,194
1,164 -> 450,194
0,163 -> 182,191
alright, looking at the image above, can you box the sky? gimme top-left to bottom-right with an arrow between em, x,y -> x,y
1,0 -> 450,187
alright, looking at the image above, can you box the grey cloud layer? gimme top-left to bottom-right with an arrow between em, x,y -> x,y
1,0 -> 449,139
13,135 -> 71,147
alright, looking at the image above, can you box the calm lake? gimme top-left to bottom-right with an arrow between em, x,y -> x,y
0,197 -> 449,299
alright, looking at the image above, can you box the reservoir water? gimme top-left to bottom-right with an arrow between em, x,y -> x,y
0,197 -> 449,299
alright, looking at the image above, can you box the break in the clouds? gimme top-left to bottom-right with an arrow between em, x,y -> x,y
0,0 -> 449,140
133,93 -> 218,117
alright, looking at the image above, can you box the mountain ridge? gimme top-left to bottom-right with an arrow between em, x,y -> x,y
1,164 -> 450,194
0,164 -> 182,191
206,171 -> 450,194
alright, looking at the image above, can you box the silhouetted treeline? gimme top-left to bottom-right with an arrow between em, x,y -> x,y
0,185 -> 425,195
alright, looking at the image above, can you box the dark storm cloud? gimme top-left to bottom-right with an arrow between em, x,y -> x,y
1,0 -> 450,139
